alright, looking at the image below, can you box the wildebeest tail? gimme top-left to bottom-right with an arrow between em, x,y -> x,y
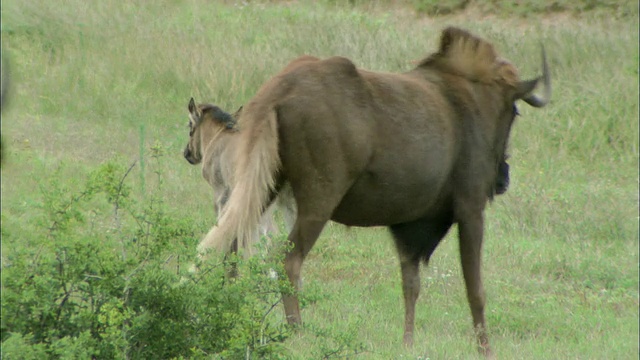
198,105 -> 281,256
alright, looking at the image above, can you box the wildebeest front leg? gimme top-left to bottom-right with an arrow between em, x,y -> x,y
400,257 -> 420,346
390,217 -> 452,347
458,213 -> 492,357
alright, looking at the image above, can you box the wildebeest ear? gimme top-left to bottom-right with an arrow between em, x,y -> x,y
188,98 -> 202,127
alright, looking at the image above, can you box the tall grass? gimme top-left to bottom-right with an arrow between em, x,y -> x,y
2,0 -> 638,359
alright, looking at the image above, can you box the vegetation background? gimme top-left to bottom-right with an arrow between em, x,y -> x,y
1,0 -> 638,359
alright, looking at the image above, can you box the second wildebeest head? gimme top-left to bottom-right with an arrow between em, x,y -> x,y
183,97 -> 238,166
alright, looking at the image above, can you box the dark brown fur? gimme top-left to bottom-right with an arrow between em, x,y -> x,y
198,28 -> 550,357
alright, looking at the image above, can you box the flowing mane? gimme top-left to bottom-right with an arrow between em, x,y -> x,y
418,26 -> 520,86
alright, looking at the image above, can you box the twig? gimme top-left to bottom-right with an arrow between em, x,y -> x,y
114,160 -> 137,219
115,161 -> 136,262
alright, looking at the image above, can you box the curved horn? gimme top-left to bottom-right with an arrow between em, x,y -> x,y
519,45 -> 551,108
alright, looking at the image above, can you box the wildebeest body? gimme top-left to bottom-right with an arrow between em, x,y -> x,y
197,27 -> 551,357
273,58 -> 489,228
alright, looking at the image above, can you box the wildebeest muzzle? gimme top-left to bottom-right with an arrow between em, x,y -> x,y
184,146 -> 198,165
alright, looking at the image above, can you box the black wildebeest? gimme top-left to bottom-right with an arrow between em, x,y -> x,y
194,27 -> 551,356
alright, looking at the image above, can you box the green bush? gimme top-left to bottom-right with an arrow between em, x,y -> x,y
1,160 -> 291,359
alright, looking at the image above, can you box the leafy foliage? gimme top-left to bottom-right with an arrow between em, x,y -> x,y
1,160 -> 291,359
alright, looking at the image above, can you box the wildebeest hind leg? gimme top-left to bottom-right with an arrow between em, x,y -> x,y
225,239 -> 239,279
389,218 -> 452,347
283,215 -> 328,325
458,213 -> 492,357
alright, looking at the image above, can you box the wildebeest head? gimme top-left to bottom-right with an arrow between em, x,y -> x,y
494,44 -> 550,196
419,27 -> 550,197
183,97 -> 238,165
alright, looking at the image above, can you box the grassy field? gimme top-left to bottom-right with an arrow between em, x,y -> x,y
1,0 -> 638,359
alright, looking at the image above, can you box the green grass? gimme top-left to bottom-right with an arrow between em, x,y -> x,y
2,1 -> 638,359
